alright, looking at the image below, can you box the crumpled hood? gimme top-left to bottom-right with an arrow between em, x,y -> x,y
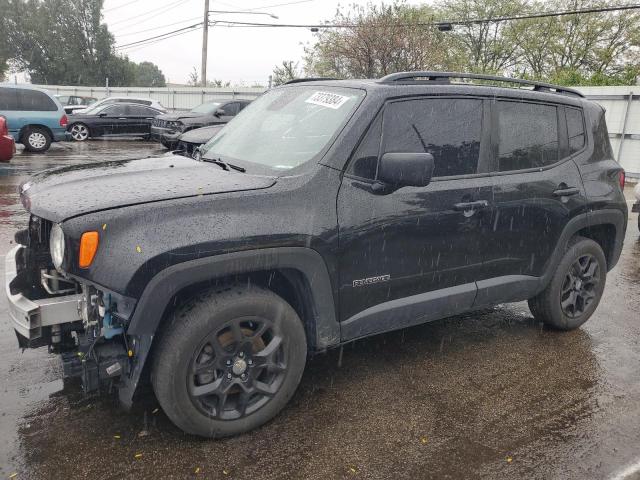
157,112 -> 211,122
179,125 -> 223,144
21,155 -> 276,223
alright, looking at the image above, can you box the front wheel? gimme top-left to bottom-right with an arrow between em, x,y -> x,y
152,285 -> 307,438
528,236 -> 606,330
69,123 -> 90,141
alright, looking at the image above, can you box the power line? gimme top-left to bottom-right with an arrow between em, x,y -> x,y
110,0 -> 192,29
115,22 -> 202,49
119,26 -> 204,53
115,16 -> 202,37
206,3 -> 640,29
104,0 -> 142,13
114,2 -> 640,52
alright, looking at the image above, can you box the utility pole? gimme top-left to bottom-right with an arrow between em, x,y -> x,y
201,0 -> 209,87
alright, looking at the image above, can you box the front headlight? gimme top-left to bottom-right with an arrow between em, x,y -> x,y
50,223 -> 65,270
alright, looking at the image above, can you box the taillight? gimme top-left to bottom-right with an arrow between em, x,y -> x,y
59,114 -> 68,127
619,170 -> 626,190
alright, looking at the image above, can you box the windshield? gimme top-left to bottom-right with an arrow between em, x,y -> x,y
191,101 -> 221,114
201,86 -> 364,171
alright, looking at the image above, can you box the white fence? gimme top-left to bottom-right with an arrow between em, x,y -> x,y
34,84 -> 264,111
34,83 -> 640,177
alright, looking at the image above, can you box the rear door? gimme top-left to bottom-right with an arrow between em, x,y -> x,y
478,98 -> 587,304
337,96 -> 494,335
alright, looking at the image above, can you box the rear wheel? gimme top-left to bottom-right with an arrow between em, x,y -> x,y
528,236 -> 606,330
152,285 -> 307,438
22,126 -> 51,152
69,123 -> 90,141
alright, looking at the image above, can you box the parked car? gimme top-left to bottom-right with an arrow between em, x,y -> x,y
633,183 -> 640,230
151,99 -> 251,149
0,115 -> 15,161
55,95 -> 97,114
175,124 -> 223,157
66,103 -> 165,141
6,72 -> 627,439
69,96 -> 165,115
0,84 -> 68,152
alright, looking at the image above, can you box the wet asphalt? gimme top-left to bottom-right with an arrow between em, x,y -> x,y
0,140 -> 639,480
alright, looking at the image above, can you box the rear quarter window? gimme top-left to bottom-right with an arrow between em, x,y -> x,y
497,101 -> 559,171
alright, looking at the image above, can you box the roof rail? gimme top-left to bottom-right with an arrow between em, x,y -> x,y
378,71 -> 584,98
284,77 -> 338,85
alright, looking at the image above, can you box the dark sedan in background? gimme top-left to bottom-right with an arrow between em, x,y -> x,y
66,103 -> 165,141
175,124 -> 223,157
151,99 -> 250,149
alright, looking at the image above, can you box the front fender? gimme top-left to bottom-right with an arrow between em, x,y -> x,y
118,247 -> 339,408
127,246 -> 339,346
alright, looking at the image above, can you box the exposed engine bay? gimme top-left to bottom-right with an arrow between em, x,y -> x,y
8,215 -> 132,395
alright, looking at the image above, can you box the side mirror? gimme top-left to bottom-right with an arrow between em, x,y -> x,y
377,152 -> 435,188
98,112 -> 108,117
214,108 -> 226,117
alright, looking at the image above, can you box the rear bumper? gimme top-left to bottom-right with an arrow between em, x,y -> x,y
52,129 -> 67,142
5,246 -> 81,346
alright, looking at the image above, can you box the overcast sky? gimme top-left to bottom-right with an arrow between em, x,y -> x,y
104,0 -> 425,85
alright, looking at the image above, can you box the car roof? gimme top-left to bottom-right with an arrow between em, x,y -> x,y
280,72 -> 588,107
0,83 -> 56,94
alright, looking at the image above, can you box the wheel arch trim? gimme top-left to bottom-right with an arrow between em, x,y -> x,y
538,209 -> 625,292
127,246 -> 340,348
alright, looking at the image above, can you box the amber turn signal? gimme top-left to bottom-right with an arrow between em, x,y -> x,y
79,231 -> 99,268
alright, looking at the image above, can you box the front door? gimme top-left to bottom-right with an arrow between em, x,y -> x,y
337,96 -> 494,339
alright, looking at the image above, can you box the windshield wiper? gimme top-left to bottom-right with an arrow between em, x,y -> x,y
201,157 -> 246,173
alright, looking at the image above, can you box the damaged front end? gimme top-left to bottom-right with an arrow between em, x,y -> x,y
6,215 -> 134,397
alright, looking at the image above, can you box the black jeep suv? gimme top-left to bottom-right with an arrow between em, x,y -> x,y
6,72 -> 626,438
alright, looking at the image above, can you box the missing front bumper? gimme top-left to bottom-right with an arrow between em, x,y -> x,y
5,246 -> 82,347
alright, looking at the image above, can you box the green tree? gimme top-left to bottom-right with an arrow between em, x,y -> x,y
304,1 -> 460,79
271,60 -> 300,86
132,61 -> 166,87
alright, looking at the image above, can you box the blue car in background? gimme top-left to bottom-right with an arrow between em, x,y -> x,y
0,84 -> 68,152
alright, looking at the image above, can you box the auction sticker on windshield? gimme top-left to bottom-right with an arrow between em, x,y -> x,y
305,91 -> 350,109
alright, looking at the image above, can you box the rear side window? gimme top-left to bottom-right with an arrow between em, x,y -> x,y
566,107 -> 585,154
18,89 -> 57,111
382,98 -> 483,177
0,88 -> 57,111
104,105 -> 129,116
0,88 -> 19,110
497,101 -> 559,171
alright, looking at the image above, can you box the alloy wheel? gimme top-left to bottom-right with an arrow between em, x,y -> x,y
188,316 -> 287,420
560,253 -> 600,318
70,124 -> 89,141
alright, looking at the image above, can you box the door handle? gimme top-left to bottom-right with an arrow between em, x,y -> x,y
453,200 -> 490,211
553,187 -> 580,197
118,117 -> 127,120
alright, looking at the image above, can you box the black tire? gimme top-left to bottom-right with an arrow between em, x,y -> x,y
22,126 -> 52,152
69,123 -> 90,142
152,285 -> 307,438
160,138 -> 171,149
528,236 -> 606,330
